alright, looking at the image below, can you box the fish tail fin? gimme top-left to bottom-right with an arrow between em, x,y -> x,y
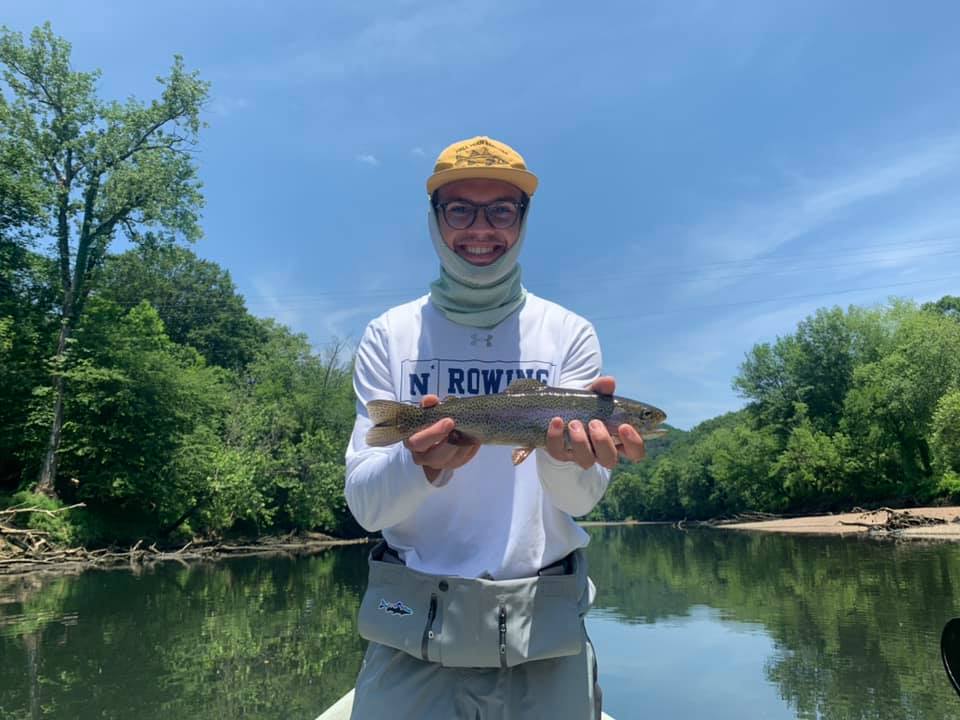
365,400 -> 418,447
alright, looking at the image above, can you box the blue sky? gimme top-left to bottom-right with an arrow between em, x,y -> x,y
6,2 -> 960,429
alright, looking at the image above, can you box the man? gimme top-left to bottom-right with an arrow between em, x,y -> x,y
344,136 -> 646,719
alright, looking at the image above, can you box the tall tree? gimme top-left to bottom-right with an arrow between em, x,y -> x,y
56,298 -> 231,538
97,245 -> 265,371
0,24 -> 208,495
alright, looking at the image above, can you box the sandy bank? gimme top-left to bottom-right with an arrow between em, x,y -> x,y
721,506 -> 960,539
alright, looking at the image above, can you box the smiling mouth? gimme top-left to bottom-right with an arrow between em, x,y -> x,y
456,242 -> 505,264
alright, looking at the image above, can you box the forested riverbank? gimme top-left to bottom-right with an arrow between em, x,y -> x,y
3,24 -> 959,558
1,236 -> 364,547
0,25 -> 363,549
592,298 -> 960,522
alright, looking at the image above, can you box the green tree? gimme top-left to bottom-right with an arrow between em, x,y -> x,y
648,457 -> 685,519
0,23 -> 208,495
0,243 -> 57,487
0,124 -> 46,237
929,389 -> 960,499
921,294 -> 960,322
735,305 -> 888,435
705,422 -> 781,512
51,299 -> 229,539
843,309 -> 960,500
229,323 -> 358,535
771,407 -> 856,509
0,95 -> 52,487
733,338 -> 794,430
96,244 -> 265,371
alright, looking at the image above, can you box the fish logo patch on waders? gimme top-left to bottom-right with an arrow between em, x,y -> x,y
379,599 -> 414,617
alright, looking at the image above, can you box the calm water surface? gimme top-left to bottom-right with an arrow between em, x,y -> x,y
1,526 -> 958,719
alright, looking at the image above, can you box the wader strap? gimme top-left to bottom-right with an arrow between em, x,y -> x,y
372,539 -> 576,577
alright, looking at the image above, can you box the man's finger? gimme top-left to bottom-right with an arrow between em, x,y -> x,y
617,424 -> 646,461
420,394 -> 440,409
415,440 -> 460,468
567,420 -> 595,469
588,420 -> 619,469
589,376 -> 616,396
406,418 -> 455,453
545,417 -> 572,463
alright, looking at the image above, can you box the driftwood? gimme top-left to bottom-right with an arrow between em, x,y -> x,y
1,503 -> 86,518
0,503 -> 87,555
0,502 -> 369,575
0,529 -> 369,576
697,511 -> 785,527
838,507 -> 957,532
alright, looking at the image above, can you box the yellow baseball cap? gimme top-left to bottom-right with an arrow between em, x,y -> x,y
426,136 -> 539,196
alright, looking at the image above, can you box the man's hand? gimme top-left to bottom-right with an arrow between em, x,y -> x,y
544,376 -> 646,470
404,394 -> 481,484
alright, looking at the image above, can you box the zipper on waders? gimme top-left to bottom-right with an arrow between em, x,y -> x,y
421,593 -> 438,661
498,604 -> 508,668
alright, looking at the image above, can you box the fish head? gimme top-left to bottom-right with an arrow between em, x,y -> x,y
611,397 -> 667,435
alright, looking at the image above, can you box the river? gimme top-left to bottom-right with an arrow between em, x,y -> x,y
1,526 -> 958,719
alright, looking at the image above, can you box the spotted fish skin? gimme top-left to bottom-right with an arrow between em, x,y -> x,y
365,379 -> 667,463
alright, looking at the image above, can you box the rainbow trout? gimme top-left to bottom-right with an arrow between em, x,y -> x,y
365,378 -> 667,465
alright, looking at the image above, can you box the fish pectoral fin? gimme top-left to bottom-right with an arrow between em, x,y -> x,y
447,430 -> 480,447
504,379 -> 547,394
511,447 -> 535,465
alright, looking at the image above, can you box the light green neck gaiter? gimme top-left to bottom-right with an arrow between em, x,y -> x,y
427,206 -> 528,328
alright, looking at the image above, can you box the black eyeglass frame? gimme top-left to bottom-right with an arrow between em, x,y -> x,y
432,197 -> 528,230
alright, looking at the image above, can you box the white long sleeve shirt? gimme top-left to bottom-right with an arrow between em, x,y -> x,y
344,293 -> 611,580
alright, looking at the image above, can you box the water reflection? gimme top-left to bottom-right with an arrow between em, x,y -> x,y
585,526 -> 960,719
0,528 -> 958,719
590,607 -> 794,719
0,545 -> 370,720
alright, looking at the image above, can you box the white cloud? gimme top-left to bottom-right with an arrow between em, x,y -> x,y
411,147 -> 426,156
357,153 -> 379,166
246,271 -> 412,350
207,95 -> 250,118
800,140 -> 957,218
255,1 -> 523,83
249,275 -> 303,330
671,135 -> 960,300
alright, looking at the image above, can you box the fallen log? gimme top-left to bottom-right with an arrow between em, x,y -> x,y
1,503 -> 86,518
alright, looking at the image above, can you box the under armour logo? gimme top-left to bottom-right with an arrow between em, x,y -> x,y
470,333 -> 493,347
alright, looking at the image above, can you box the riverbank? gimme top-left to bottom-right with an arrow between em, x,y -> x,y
720,506 -> 960,539
0,532 -> 372,577
6,506 -> 959,578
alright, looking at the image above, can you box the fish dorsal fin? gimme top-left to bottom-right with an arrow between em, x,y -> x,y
504,378 -> 546,394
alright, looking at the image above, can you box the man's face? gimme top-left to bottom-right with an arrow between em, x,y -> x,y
434,179 -> 525,267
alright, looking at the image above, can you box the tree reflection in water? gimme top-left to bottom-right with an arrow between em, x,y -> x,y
1,530 -> 959,719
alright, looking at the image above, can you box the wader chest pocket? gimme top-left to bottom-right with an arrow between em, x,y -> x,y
358,544 -> 587,668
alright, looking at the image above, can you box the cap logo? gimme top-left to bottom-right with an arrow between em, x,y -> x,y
454,140 -> 511,169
